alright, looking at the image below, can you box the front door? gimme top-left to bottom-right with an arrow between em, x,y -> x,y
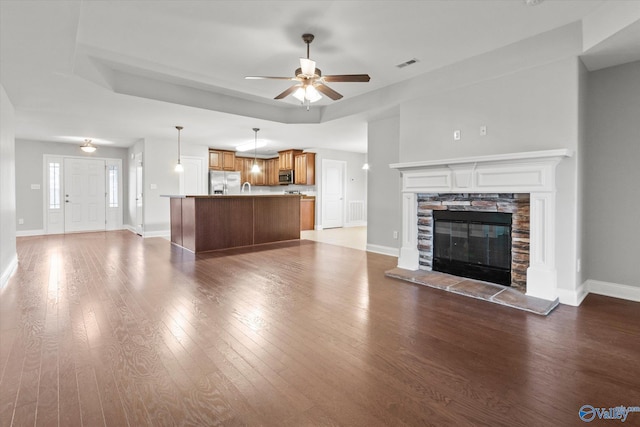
322,159 -> 346,229
64,158 -> 106,233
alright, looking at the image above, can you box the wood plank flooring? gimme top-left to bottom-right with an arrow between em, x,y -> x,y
1,231 -> 639,426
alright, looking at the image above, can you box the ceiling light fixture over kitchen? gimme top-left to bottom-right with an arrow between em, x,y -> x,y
174,126 -> 184,172
251,128 -> 260,173
80,139 -> 97,153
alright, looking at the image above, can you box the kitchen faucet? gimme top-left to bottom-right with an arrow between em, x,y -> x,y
241,182 -> 251,193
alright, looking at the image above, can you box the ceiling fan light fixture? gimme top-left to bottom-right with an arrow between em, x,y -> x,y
292,86 -> 306,102
306,85 -> 322,103
80,139 -> 97,153
300,58 -> 316,77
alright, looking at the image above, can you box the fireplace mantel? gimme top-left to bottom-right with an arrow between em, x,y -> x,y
390,149 -> 573,302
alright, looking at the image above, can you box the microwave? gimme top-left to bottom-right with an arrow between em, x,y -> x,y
278,169 -> 294,185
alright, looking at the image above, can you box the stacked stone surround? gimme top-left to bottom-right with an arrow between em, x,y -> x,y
416,193 -> 530,292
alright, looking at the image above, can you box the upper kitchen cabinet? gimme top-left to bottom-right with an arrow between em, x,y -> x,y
238,157 -> 266,186
278,150 -> 302,171
265,158 -> 279,186
209,149 -> 236,171
294,152 -> 316,185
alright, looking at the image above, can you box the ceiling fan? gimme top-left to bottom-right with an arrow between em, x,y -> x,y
245,33 -> 370,105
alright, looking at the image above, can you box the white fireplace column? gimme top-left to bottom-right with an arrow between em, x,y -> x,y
398,193 -> 420,270
390,149 -> 572,302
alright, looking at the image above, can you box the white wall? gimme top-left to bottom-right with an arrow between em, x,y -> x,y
584,60 -> 640,290
139,138 -> 180,235
367,115 -> 401,255
0,85 -> 17,288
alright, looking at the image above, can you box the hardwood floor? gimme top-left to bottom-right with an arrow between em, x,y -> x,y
1,231 -> 639,426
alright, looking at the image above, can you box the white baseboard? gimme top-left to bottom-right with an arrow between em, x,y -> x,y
585,279 -> 640,302
345,221 -> 367,228
366,244 -> 399,257
557,282 -> 589,306
16,229 -> 44,237
124,225 -> 138,234
1,254 -> 18,290
143,230 -> 170,239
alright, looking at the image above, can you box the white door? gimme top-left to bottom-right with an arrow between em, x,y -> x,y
179,156 -> 205,195
64,158 -> 106,233
322,159 -> 346,229
134,152 -> 144,235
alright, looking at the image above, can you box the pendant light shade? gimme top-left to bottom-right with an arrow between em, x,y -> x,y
80,139 -> 97,153
251,128 -> 260,173
175,126 -> 183,172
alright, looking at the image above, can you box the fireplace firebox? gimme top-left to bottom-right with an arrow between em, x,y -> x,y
433,210 -> 512,286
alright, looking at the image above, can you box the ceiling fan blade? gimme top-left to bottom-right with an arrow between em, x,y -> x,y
245,76 -> 296,80
323,74 -> 371,83
299,58 -> 316,76
274,85 -> 301,100
315,83 -> 343,100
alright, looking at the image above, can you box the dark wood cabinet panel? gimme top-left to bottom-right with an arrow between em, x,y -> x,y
167,195 -> 301,252
300,198 -> 315,231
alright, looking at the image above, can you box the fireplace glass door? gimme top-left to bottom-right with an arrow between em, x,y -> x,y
433,211 -> 512,285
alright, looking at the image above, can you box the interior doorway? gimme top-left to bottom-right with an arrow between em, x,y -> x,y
321,159 -> 346,229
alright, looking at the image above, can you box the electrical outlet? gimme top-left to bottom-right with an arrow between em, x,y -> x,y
453,130 -> 461,141
480,125 -> 487,136
18,218 -> 24,225
393,231 -> 399,239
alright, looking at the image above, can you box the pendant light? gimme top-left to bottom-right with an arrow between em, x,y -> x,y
80,139 -> 97,153
251,128 -> 260,173
174,126 -> 184,172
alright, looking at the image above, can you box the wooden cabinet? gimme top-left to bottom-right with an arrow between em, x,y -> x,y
265,158 -> 279,186
300,197 -> 315,231
209,150 -> 236,171
278,150 -> 302,170
238,157 -> 265,186
294,152 -> 316,185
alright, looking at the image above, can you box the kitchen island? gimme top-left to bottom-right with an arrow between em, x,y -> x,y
165,194 -> 301,253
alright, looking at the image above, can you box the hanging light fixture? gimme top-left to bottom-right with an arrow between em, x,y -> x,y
251,128 -> 260,173
174,126 -> 184,172
80,139 -> 97,153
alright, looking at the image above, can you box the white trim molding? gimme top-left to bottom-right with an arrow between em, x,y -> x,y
1,254 -> 18,290
366,244 -> 400,257
16,229 -> 45,237
585,279 -> 640,303
390,149 -> 573,303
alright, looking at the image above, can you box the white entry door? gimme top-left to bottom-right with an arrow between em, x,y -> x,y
322,159 -> 346,229
64,158 -> 106,233
134,152 -> 144,235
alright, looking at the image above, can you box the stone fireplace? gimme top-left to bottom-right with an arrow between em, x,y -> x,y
418,193 -> 529,291
390,149 -> 572,302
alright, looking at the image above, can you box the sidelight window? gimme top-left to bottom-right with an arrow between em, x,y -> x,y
48,162 -> 61,209
108,165 -> 118,208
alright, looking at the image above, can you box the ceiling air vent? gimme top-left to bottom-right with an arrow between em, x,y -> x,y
396,58 -> 419,69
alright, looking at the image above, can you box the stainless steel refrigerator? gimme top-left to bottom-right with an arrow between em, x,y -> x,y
209,170 -> 241,195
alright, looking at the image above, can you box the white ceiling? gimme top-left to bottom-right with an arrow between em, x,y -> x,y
1,0 -> 638,155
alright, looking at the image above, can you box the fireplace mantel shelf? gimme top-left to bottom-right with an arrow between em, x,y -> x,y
389,149 -> 573,171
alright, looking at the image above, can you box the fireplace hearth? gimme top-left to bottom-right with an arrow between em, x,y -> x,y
433,210 -> 512,285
